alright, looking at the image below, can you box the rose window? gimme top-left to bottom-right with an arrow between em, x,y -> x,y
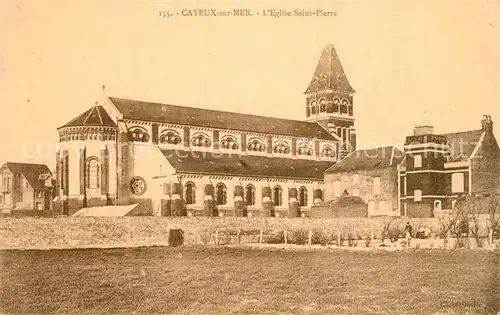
130,177 -> 147,195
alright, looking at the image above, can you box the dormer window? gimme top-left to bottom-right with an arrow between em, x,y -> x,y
273,141 -> 290,154
247,138 -> 266,152
220,135 -> 239,150
128,127 -> 150,143
298,143 -> 313,156
191,133 -> 211,147
321,145 -> 336,158
160,131 -> 182,145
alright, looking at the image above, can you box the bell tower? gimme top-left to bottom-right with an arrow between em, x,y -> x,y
304,43 -> 356,157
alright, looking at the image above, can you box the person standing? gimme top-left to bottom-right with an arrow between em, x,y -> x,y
404,222 -> 413,247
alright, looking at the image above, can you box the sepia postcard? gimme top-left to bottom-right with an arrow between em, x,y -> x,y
0,0 -> 499,314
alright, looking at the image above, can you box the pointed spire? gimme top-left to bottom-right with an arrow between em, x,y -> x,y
97,84 -> 108,107
304,43 -> 354,94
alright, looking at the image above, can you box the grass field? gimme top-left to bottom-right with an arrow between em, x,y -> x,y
0,246 -> 499,314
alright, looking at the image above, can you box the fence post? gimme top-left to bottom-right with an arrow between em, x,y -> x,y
194,230 -> 197,245
308,230 -> 312,248
259,229 -> 263,244
215,229 -> 219,246
370,230 -> 374,248
284,229 -> 288,248
489,229 -> 493,247
237,228 -> 240,245
337,231 -> 341,247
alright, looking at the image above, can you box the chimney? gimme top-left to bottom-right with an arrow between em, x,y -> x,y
413,125 -> 434,136
481,115 -> 493,132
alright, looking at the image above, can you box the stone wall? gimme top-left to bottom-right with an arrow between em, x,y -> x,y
324,166 -> 398,216
0,216 -> 449,250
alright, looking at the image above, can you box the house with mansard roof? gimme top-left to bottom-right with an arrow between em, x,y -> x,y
321,115 -> 499,218
399,115 -> 500,217
53,43 -> 358,216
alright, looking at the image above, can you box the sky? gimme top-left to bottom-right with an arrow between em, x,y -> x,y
1,0 -> 499,171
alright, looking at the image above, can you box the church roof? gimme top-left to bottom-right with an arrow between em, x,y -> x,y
161,149 -> 333,180
110,97 -> 337,140
304,43 -> 355,94
60,106 -> 116,128
2,162 -> 52,190
325,146 -> 404,173
444,130 -> 483,162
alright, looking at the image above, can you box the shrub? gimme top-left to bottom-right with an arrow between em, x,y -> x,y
364,233 -> 372,247
388,225 -> 402,243
199,231 -> 213,245
311,229 -> 331,246
340,233 -> 349,247
290,229 -> 309,245
330,231 -> 339,246
267,230 -> 285,244
347,233 -> 358,247
219,231 -> 233,245
455,236 -> 468,248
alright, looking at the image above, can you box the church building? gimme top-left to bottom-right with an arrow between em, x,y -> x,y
53,44 -> 357,216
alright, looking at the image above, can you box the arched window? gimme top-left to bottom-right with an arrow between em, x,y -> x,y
216,183 -> 227,205
340,100 -> 349,114
128,127 -> 150,143
160,130 -> 182,145
299,187 -> 308,207
333,98 -> 340,113
311,101 -> 317,115
245,185 -> 255,206
185,182 -> 196,205
348,104 -> 353,116
86,157 -> 100,189
297,143 -> 313,156
273,141 -> 290,154
319,99 -> 326,113
321,145 -> 336,158
273,186 -> 283,206
191,133 -> 212,148
220,135 -> 239,150
247,138 -> 266,152
306,106 -> 311,117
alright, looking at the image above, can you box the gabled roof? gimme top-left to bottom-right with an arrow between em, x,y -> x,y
60,105 -> 116,128
304,43 -> 355,94
110,97 -> 337,140
2,162 -> 52,189
325,146 -> 404,173
161,149 -> 334,180
444,130 -> 484,162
